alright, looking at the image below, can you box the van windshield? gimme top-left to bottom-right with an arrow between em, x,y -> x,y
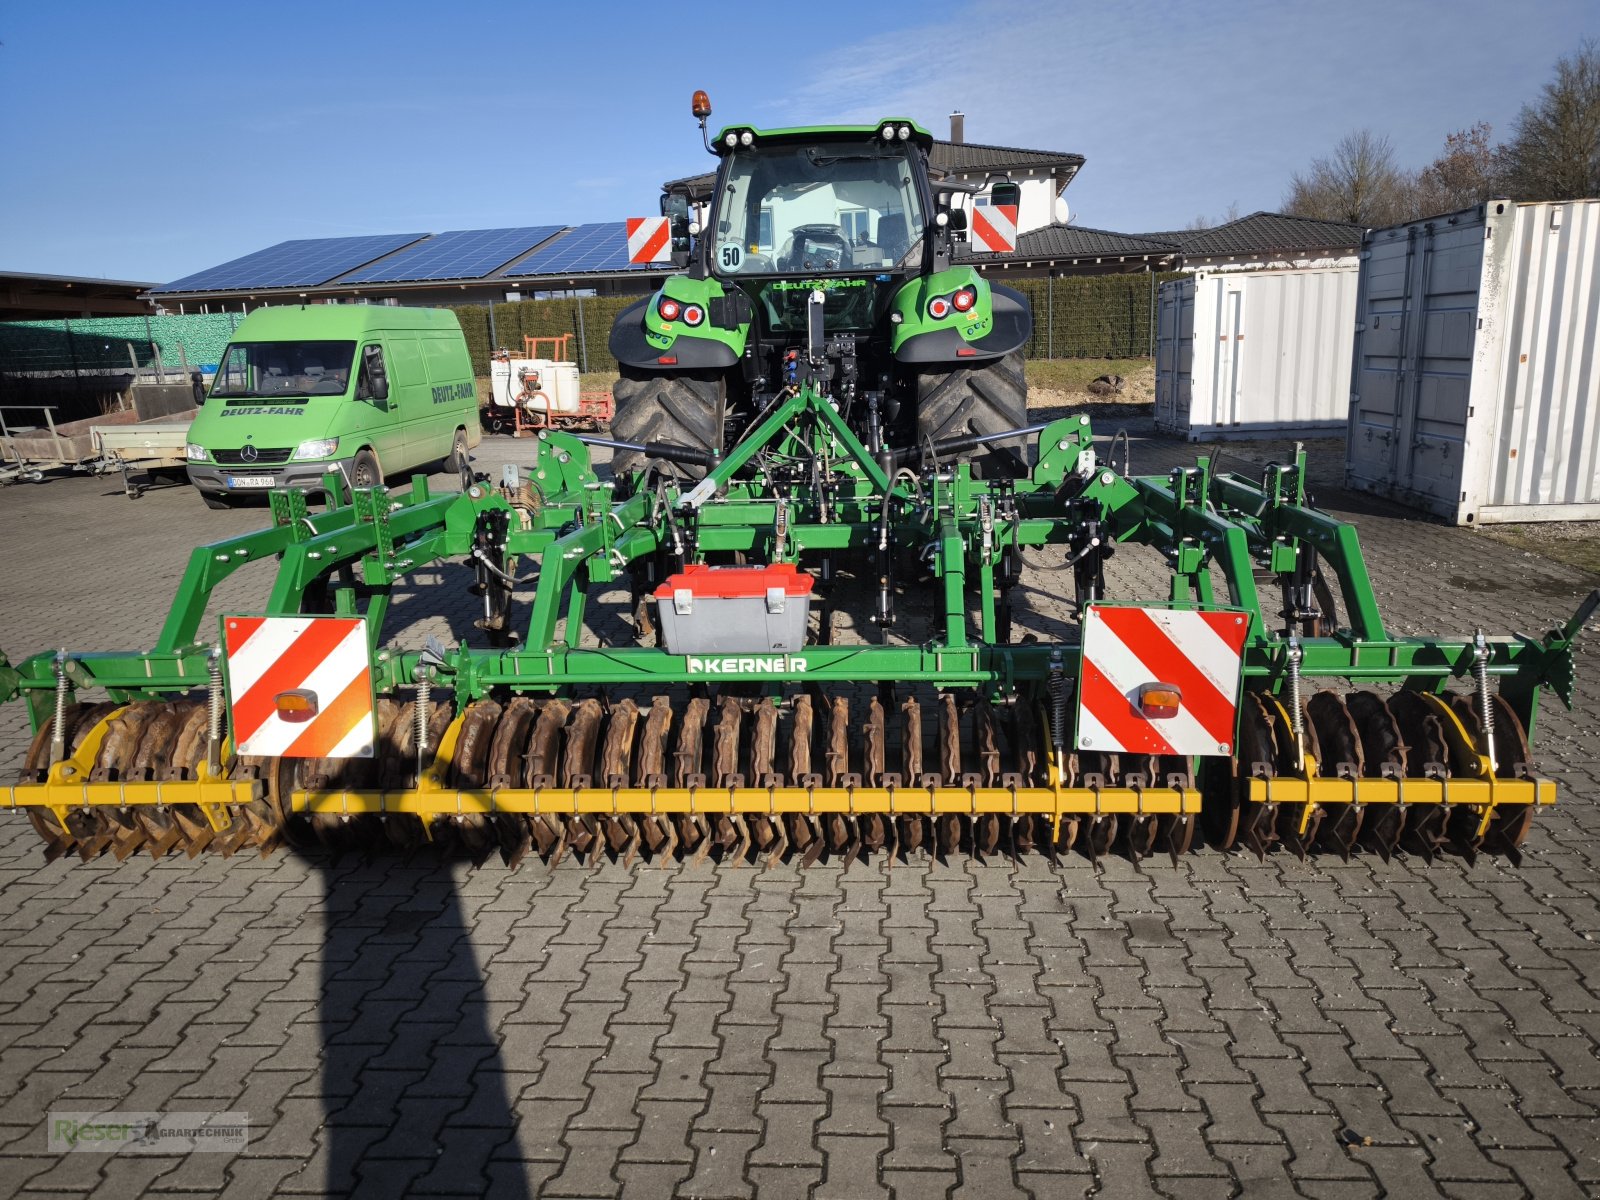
210,341 -> 357,399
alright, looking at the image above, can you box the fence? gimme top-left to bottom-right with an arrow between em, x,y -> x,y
1,274 -> 1171,391
0,313 -> 243,378
446,272 -> 1177,377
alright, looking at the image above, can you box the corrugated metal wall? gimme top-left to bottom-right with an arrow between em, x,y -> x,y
1155,267 -> 1357,441
1346,200 -> 1600,524
1486,200 -> 1600,517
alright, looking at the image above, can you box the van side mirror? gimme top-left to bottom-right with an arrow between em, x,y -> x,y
661,192 -> 693,266
360,345 -> 388,402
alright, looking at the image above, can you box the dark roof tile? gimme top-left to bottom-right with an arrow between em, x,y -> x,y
961,224 -> 1181,263
1159,211 -> 1365,256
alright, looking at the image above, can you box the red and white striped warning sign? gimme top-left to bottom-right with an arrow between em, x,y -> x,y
626,216 -> 672,264
223,616 -> 375,758
970,202 -> 1018,253
1075,604 -> 1250,757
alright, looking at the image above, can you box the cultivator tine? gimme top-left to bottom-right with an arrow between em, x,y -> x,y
1307,691 -> 1364,861
750,703 -> 779,787
865,698 -> 886,785
449,700 -> 502,862
675,697 -> 709,787
938,694 -> 960,784
824,696 -> 850,785
713,696 -> 744,787
975,703 -> 1001,786
901,697 -> 923,783
1482,806 -> 1534,866
1156,815 -> 1194,866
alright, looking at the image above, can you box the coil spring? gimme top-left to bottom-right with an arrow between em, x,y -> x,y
1287,636 -> 1305,769
1474,630 -> 1497,772
206,651 -> 224,745
1048,652 -> 1067,758
51,649 -> 69,761
415,673 -> 432,759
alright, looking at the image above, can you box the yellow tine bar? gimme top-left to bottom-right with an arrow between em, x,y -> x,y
291,785 -> 1202,818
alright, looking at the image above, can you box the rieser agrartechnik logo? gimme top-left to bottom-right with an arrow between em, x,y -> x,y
49,1112 -> 249,1154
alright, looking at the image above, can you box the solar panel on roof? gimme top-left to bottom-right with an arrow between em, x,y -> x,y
334,226 -> 565,284
506,222 -> 657,276
151,233 -> 428,293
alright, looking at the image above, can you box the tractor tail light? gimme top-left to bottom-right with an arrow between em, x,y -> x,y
658,298 -> 681,322
1136,683 -> 1183,719
928,296 -> 951,319
683,304 -> 704,326
952,288 -> 976,312
275,689 -> 319,723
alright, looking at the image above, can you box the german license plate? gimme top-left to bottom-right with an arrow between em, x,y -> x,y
226,475 -> 275,489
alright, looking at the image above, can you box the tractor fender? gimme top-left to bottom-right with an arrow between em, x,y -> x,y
891,278 -> 1032,365
608,281 -> 748,372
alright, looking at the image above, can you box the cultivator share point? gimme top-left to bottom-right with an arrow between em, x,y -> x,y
2,97 -> 1592,869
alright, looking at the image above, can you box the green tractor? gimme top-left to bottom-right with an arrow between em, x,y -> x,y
608,95 -> 1031,484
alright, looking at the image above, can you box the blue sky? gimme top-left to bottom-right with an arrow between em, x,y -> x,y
0,0 -> 1591,284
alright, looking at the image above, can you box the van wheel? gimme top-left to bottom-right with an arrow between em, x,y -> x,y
200,491 -> 232,511
448,430 -> 472,489
350,450 -> 382,490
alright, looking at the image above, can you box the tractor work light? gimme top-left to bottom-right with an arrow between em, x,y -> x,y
897,124 -> 911,140
1136,683 -> 1183,719
724,132 -> 738,148
739,130 -> 754,147
275,689 -> 319,723
880,125 -> 895,141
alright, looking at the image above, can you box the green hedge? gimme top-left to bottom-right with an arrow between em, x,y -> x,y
449,296 -> 640,376
1010,272 -> 1183,359
0,313 -> 243,375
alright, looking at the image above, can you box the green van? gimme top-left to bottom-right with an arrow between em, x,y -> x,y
184,305 -> 480,508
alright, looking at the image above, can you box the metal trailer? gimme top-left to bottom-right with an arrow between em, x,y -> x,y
1346,199 -> 1600,524
1155,267 -> 1359,441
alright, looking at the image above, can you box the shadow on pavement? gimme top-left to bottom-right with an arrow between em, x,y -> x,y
315,852 -> 530,1198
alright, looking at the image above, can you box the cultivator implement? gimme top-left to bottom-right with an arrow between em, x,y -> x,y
2,383 -> 1590,870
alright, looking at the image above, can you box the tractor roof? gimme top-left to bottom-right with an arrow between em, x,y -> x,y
709,119 -> 934,156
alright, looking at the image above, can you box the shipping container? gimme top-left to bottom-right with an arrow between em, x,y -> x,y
1346,199 -> 1600,524
1154,267 -> 1358,441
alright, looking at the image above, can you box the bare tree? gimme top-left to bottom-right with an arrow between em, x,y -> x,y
1284,129 -> 1418,226
1183,202 -> 1244,231
1414,122 -> 1498,216
1498,39 -> 1600,200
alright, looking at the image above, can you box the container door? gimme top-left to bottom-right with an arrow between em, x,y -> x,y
1154,282 -> 1182,429
1211,283 -> 1244,430
1395,219 -> 1486,514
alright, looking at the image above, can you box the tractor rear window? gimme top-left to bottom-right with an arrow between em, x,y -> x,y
714,142 -> 925,276
211,341 -> 356,399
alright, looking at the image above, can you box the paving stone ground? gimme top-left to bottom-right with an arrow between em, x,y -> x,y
0,419 -> 1597,1199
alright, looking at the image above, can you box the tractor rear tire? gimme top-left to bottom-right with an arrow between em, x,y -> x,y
610,369 -> 724,483
915,350 -> 1033,477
